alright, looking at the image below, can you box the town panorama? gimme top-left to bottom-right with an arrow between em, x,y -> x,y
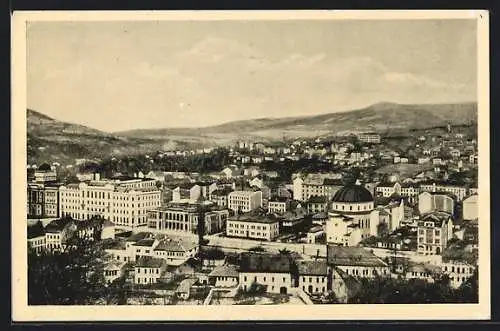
25,18 -> 479,306
27,124 -> 479,305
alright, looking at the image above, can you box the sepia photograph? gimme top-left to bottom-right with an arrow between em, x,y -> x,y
11,10 -> 490,321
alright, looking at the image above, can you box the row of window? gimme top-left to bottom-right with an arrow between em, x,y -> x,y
243,276 -> 287,283
301,276 -> 325,284
136,267 -> 160,274
303,286 -> 326,293
444,266 -> 473,274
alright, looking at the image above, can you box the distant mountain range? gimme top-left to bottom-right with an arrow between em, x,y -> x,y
27,109 -> 164,164
27,101 -> 477,164
117,101 -> 477,139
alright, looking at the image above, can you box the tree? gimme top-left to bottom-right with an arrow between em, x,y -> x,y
28,235 -> 108,305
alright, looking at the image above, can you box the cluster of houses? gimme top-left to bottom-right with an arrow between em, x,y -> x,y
26,126 -> 479,302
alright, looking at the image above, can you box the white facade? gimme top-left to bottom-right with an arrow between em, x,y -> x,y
418,192 -> 454,215
462,195 -> 478,221
375,182 -> 402,198
441,262 -> 475,289
326,213 -> 362,247
268,201 -> 288,214
228,191 -> 262,213
420,183 -> 467,201
59,180 -> 161,227
239,272 -> 292,294
28,235 -> 46,254
299,274 -> 328,294
226,218 -> 279,241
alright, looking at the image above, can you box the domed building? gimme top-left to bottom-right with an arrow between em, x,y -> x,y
326,185 -> 375,247
331,185 -> 374,213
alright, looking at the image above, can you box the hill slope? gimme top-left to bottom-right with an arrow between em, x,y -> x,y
118,102 -> 477,140
27,102 -> 477,164
27,109 -> 164,164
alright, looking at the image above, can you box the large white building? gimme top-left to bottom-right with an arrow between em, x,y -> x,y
418,191 -> 455,215
293,174 -> 343,202
58,178 -> 161,227
419,182 -> 468,201
228,190 -> 262,213
327,245 -> 390,278
462,194 -> 478,221
147,203 -> 228,235
417,212 -> 454,255
226,213 -> 279,241
239,253 -> 293,294
326,185 -> 375,246
357,133 -> 381,144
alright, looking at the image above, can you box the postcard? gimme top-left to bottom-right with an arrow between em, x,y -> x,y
12,10 -> 490,321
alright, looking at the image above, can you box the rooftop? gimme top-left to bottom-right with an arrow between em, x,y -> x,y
154,239 -> 197,252
327,245 -> 388,267
27,222 -> 45,239
297,260 -> 328,276
332,185 -> 373,203
208,264 -> 239,278
239,253 -> 292,273
126,232 -> 154,242
133,238 -> 156,247
228,214 -> 279,224
45,217 -> 74,233
135,256 -> 166,269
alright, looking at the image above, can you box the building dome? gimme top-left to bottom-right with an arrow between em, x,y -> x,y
332,185 -> 373,203
38,163 -> 51,171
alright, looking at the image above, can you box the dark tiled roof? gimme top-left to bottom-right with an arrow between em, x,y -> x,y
307,195 -> 328,203
135,256 -> 166,268
45,217 -> 74,233
239,253 -> 292,273
27,222 -> 45,239
134,238 -> 156,247
209,264 -> 239,278
327,245 -> 387,267
332,185 -> 373,203
297,260 -> 328,276
126,232 -> 153,242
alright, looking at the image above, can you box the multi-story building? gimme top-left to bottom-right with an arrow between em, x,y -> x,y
172,182 -> 217,203
147,203 -> 228,235
134,256 -> 167,285
357,133 -> 381,144
226,213 -> 279,241
375,182 -> 402,198
44,217 -> 77,252
441,261 -> 476,289
153,238 -> 198,266
58,178 -> 161,227
239,253 -> 293,294
295,175 -> 344,202
27,221 -> 46,254
208,265 -> 240,288
210,187 -> 232,208
228,190 -> 262,213
267,197 -> 290,214
27,183 -> 61,218
417,212 -> 454,255
307,195 -> 329,214
33,164 -> 58,183
462,194 -> 478,221
400,183 -> 420,203
418,191 -> 455,215
327,185 -> 375,244
327,245 -> 390,278
297,260 -> 329,294
419,182 -> 468,201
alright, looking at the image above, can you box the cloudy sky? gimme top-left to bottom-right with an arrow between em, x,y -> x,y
27,19 -> 477,132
